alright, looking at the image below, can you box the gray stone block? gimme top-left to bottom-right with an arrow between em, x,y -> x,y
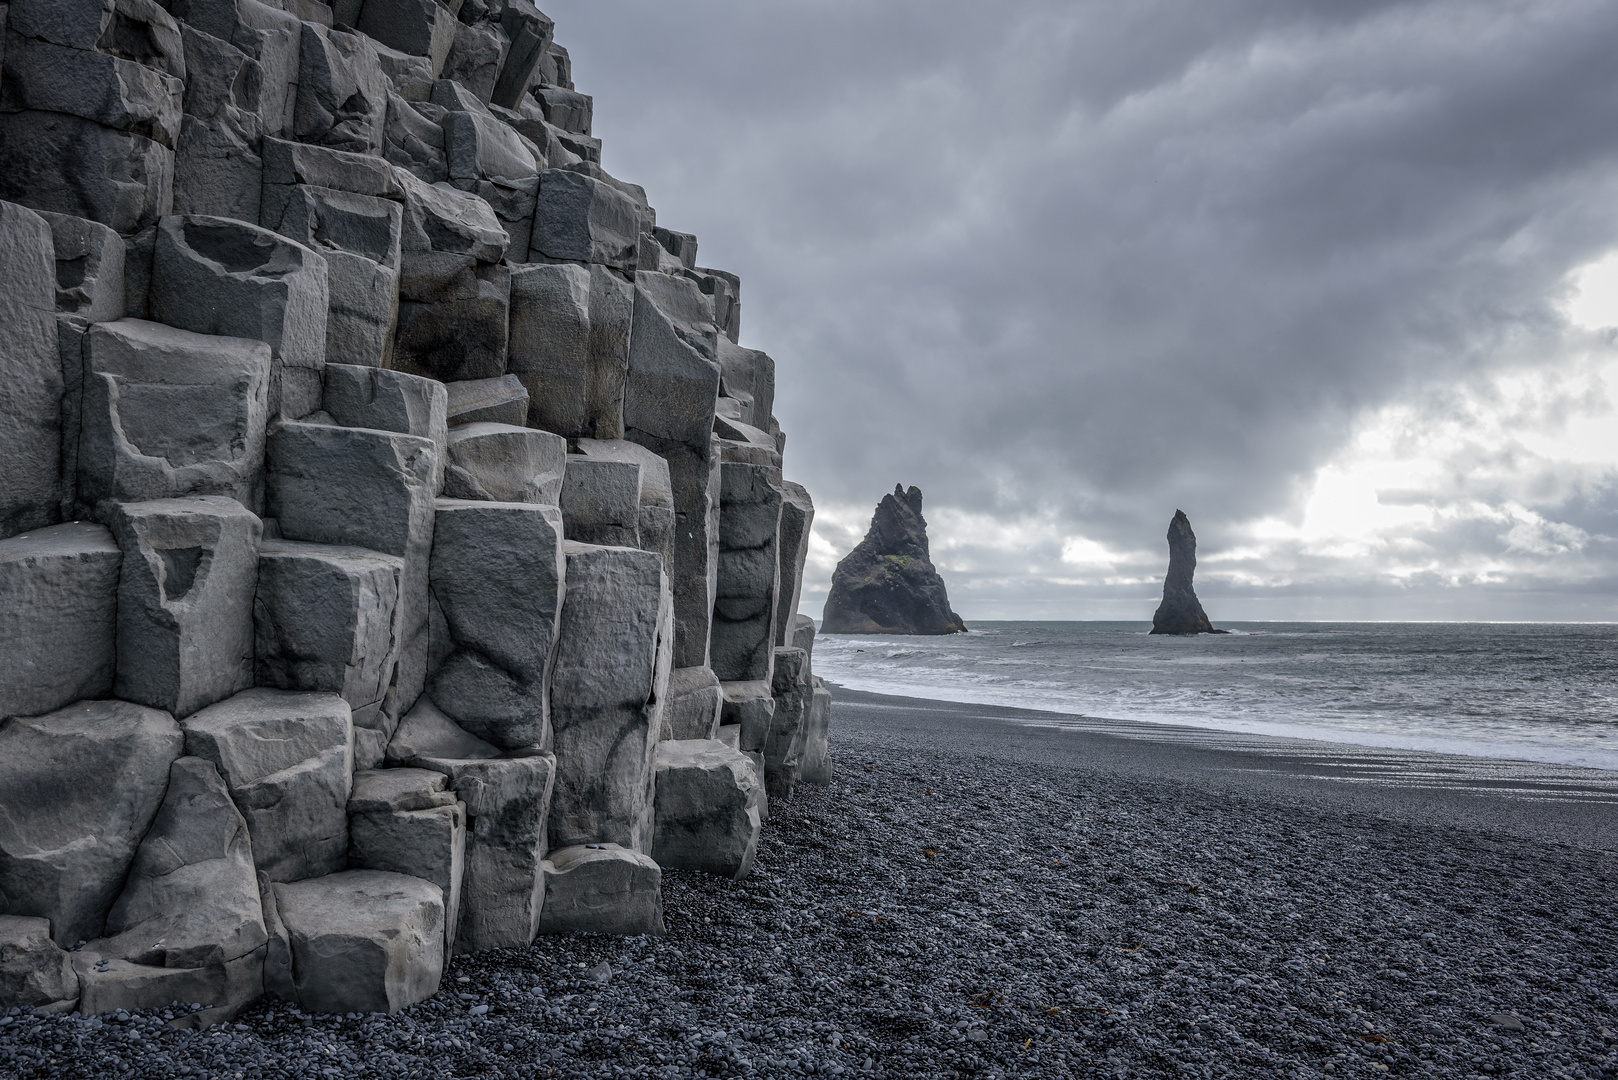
0,111 -> 173,235
0,522 -> 120,720
0,31 -> 182,148
472,174 -> 538,261
253,539 -> 402,762
719,681 -> 773,754
536,844 -> 663,937
324,250 -> 400,368
444,372 -> 527,426
774,482 -> 815,647
385,696 -> 501,765
0,916 -> 77,1012
441,19 -> 505,103
38,211 -> 125,322
559,456 -> 639,548
347,768 -> 465,953
506,260 -> 588,433
712,462 -> 782,684
293,22 -> 388,155
533,86 -> 591,136
182,688 -> 353,883
489,0 -> 549,110
100,756 -> 268,968
435,80 -> 538,186
413,753 -> 554,952
173,25 -> 264,221
261,183 -> 402,268
383,92 -> 448,182
716,336 -> 774,430
272,869 -> 443,1014
662,666 -> 721,742
427,499 -> 564,750
791,612 -> 817,660
76,319 -> 271,511
0,200 -> 62,538
766,647 -> 809,801
320,362 -> 446,486
799,678 -> 832,786
170,0 -> 301,138
571,437 -> 676,578
443,422 -> 566,504
0,699 -> 183,945
151,214 -> 329,418
107,495 -> 261,718
267,421 -> 437,716
261,135 -> 400,199
530,169 -> 642,270
9,0 -> 180,69
651,739 -> 761,880
356,0 -> 459,76
549,542 -> 672,853
73,945 -> 264,1019
394,253 -> 510,381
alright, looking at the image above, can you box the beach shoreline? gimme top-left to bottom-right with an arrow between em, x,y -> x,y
5,686 -> 1615,1079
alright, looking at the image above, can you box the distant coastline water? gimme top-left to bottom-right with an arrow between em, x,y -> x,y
813,621 -> 1618,771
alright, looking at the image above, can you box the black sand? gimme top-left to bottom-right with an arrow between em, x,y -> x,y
5,686 -> 1615,1079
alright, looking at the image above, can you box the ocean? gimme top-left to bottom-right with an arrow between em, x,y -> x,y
812,621 -> 1618,771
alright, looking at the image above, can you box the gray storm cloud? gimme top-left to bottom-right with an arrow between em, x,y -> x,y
546,0 -> 1618,618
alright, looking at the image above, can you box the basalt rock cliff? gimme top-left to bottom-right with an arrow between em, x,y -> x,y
0,0 -> 829,1022
822,485 -> 966,635
1150,509 -> 1223,634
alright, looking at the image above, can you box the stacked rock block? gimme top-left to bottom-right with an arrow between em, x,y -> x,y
0,0 -> 828,1022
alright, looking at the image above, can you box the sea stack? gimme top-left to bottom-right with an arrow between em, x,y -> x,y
1150,510 -> 1223,634
822,485 -> 967,635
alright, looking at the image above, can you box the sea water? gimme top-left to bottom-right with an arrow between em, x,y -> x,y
813,621 -> 1618,771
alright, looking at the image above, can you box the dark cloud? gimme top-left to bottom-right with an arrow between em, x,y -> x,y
546,0 -> 1618,616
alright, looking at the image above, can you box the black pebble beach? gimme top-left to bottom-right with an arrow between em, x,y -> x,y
5,688 -> 1615,1080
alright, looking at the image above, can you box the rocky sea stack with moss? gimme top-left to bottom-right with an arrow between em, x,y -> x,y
821,484 -> 966,635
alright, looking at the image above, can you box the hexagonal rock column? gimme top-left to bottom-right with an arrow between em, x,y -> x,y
150,215 -> 329,419
270,870 -> 445,1014
711,461 -> 783,685
445,373 -> 528,427
773,481 -> 815,647
651,740 -> 762,880
75,319 -> 271,511
426,499 -> 565,751
0,522 -> 121,719
800,678 -> 834,786
623,274 -> 723,670
0,200 -> 63,538
559,456 -> 641,548
106,495 -> 261,719
252,539 -> 403,763
412,749 -> 556,953
766,647 -> 811,802
548,542 -> 672,855
266,420 -> 437,727
347,768 -> 466,954
181,689 -> 354,883
0,700 -> 184,946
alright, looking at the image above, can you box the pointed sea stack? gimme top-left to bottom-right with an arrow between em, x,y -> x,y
1150,510 -> 1224,634
822,485 -> 967,635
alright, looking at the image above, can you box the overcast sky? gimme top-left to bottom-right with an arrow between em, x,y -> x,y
548,0 -> 1618,622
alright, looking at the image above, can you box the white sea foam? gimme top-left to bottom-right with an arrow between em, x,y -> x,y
814,620 -> 1618,771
